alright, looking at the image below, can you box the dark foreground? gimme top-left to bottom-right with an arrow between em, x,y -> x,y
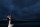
0,21 -> 40,27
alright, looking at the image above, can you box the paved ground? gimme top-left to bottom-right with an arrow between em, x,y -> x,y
0,21 -> 40,27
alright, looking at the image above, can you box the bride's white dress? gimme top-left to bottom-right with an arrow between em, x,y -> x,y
8,20 -> 14,27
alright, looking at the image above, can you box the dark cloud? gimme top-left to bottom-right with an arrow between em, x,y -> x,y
0,0 -> 40,21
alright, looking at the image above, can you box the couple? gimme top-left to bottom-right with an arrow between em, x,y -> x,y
7,15 -> 14,27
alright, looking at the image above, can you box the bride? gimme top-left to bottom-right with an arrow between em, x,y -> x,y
7,15 -> 14,27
